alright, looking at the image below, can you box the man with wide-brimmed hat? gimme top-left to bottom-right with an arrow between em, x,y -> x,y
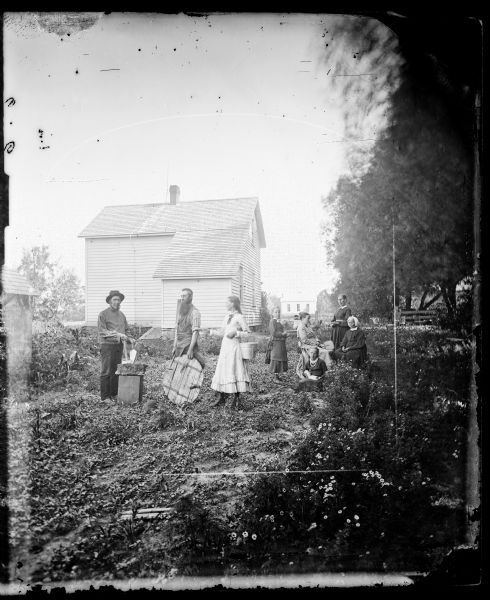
98,290 -> 134,401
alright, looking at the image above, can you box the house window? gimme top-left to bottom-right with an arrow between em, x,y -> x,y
287,304 -> 291,312
239,265 -> 244,302
306,303 -> 310,312
297,303 -> 300,312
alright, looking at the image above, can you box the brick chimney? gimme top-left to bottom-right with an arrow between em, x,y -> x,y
169,185 -> 180,205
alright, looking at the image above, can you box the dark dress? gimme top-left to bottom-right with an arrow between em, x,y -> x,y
333,328 -> 367,368
269,318 -> 288,373
331,306 -> 352,350
304,358 -> 328,378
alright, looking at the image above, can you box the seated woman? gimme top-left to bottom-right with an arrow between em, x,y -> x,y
332,316 -> 367,368
296,346 -> 328,391
297,311 -> 328,355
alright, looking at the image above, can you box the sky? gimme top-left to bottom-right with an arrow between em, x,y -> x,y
3,12 -> 373,300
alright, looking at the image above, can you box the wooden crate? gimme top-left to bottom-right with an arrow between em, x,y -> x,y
118,375 -> 143,405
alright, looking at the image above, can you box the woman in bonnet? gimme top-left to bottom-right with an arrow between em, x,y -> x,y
332,316 -> 367,368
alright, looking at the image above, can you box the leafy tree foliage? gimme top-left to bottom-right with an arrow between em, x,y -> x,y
321,15 -> 478,319
17,245 -> 84,322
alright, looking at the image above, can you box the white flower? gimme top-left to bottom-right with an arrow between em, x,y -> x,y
316,453 -> 322,459
346,519 -> 351,524
354,515 -> 359,520
242,531 -> 248,538
356,523 -> 360,528
231,532 -> 237,539
323,515 -> 328,519
252,534 -> 257,540
338,510 -> 342,514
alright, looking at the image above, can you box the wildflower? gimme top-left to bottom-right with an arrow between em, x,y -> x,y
251,534 -> 257,540
316,453 -> 322,459
242,531 -> 249,538
307,522 -> 317,531
280,511 -> 284,515
354,515 -> 359,520
422,481 -> 426,485
356,523 -> 360,528
338,510 -> 342,514
346,519 -> 351,524
230,532 -> 237,539
351,482 -> 356,486
270,515 -> 274,522
323,515 -> 328,519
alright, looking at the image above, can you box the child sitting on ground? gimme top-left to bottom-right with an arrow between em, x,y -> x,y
295,346 -> 327,392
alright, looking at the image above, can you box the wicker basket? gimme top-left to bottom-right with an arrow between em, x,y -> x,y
240,341 -> 258,360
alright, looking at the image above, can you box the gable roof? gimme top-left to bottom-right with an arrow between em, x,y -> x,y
1,269 -> 39,296
153,227 -> 249,279
78,197 -> 266,247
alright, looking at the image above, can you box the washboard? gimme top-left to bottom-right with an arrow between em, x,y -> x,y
162,356 -> 204,405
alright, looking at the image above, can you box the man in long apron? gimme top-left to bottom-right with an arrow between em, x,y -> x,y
172,288 -> 205,369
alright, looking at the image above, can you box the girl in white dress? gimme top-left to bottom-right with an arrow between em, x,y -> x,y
211,296 -> 251,409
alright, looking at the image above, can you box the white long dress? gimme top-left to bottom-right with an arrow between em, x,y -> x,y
211,312 -> 252,394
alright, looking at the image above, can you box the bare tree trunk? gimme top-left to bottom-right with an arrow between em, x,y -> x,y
419,288 -> 429,310
404,292 -> 412,310
423,292 -> 442,309
441,284 -> 457,319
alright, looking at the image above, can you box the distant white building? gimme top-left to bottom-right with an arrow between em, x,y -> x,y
280,299 -> 317,318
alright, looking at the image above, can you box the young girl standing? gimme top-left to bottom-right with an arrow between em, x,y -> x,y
211,296 -> 251,409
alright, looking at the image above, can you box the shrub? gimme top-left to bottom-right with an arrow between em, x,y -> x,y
198,335 -> 222,356
164,494 -> 228,574
150,403 -> 181,430
79,410 -> 139,447
295,393 -> 313,415
255,406 -> 282,432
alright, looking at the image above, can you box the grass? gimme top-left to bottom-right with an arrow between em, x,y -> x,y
7,325 -> 473,582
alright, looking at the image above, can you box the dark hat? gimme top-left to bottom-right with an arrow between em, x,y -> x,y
106,290 -> 125,303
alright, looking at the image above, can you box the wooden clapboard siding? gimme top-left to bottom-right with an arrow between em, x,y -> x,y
230,216 -> 261,327
85,236 -> 172,326
162,278 -> 232,329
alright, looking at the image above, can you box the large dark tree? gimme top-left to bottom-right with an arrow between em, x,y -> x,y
321,13 -> 481,319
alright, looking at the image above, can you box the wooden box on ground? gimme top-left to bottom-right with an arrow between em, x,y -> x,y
115,362 -> 147,405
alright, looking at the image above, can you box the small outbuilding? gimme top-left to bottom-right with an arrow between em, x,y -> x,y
1,268 -> 38,384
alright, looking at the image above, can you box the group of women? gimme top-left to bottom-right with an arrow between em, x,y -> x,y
207,293 -> 367,410
269,294 -> 367,384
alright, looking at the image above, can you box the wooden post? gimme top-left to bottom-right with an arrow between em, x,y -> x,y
173,299 -> 181,354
